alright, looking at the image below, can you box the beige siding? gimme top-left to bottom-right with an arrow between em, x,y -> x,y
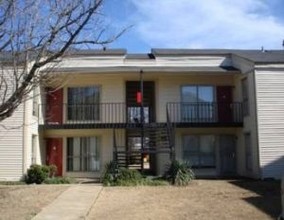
44,129 -> 125,178
23,90 -> 41,171
156,74 -> 235,122
0,104 -> 24,181
232,56 -> 260,178
173,128 -> 240,177
255,70 -> 284,179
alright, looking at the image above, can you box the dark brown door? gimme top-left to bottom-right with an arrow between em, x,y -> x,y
46,138 -> 63,176
220,135 -> 237,176
217,86 -> 232,123
46,88 -> 63,124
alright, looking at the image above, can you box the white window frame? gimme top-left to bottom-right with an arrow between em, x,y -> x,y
67,136 -> 100,172
31,135 -> 37,164
181,85 -> 216,122
67,86 -> 101,121
183,135 -> 216,168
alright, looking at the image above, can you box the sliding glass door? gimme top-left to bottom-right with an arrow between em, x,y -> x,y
181,85 -> 215,122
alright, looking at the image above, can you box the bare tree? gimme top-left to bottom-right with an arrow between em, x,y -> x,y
0,0 -> 124,122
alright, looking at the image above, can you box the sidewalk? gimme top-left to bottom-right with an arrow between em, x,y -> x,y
33,184 -> 102,220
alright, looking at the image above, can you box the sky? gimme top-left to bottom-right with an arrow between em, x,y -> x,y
102,0 -> 284,53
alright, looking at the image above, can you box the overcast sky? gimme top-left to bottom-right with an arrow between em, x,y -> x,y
102,0 -> 284,52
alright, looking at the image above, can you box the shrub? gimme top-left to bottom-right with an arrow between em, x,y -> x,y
48,164 -> 58,178
116,168 -> 143,186
44,177 -> 74,184
25,164 -> 50,184
102,161 -> 119,186
164,160 -> 195,186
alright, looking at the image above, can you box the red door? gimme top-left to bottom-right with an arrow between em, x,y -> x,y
46,138 -> 63,176
217,86 -> 233,123
46,88 -> 63,124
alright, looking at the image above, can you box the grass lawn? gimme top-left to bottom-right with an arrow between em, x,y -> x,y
87,180 -> 280,220
0,179 -> 280,220
0,185 -> 69,220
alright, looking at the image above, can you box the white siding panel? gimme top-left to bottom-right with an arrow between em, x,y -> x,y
0,104 -> 24,180
256,70 -> 284,179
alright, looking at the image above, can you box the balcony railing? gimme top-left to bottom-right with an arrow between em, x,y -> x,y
39,102 -> 243,128
166,102 -> 243,125
39,103 -> 127,125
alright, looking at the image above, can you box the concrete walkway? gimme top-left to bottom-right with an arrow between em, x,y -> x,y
33,184 -> 102,220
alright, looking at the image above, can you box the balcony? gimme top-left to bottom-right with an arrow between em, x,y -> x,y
166,102 -> 243,127
39,103 -> 125,129
38,102 -> 243,129
39,103 -> 158,129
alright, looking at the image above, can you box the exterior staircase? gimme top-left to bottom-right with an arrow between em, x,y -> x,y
113,123 -> 174,170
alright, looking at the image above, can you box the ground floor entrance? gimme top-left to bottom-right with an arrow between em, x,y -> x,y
43,128 -> 240,178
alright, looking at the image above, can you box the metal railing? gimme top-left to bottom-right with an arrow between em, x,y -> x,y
166,102 -> 243,124
39,103 -> 126,125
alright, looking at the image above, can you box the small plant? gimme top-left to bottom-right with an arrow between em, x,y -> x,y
48,164 -> 58,178
25,164 -> 50,184
101,161 -> 119,186
102,161 -> 143,186
44,177 -> 74,184
116,168 -> 143,186
164,160 -> 195,186
102,160 -> 170,186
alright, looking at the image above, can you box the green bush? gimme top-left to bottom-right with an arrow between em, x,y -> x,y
102,160 -> 170,186
25,164 -> 50,184
116,168 -> 143,186
102,161 -> 143,186
164,160 -> 195,186
44,177 -> 74,184
102,161 -> 119,186
48,164 -> 58,178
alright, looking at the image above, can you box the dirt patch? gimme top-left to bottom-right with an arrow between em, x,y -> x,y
87,180 -> 280,220
0,185 -> 69,220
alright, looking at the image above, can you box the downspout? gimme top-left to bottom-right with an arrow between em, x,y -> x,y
140,69 -> 144,171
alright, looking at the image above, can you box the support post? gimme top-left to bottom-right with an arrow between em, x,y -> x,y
113,129 -> 117,163
281,175 -> 284,219
140,70 -> 144,172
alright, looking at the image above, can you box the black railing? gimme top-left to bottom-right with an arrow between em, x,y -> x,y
39,103 -> 126,125
166,107 -> 175,160
166,102 -> 243,124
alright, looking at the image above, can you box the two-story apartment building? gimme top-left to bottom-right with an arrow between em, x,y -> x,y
1,48 -> 284,181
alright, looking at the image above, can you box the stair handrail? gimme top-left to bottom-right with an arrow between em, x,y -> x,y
113,129 -> 118,163
166,104 -> 175,161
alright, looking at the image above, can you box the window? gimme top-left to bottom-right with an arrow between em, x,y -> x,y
244,133 -> 252,171
32,89 -> 38,116
241,78 -> 249,116
67,86 -> 100,120
181,86 -> 214,121
183,135 -> 215,168
128,107 -> 149,123
67,137 -> 100,172
31,135 -> 37,164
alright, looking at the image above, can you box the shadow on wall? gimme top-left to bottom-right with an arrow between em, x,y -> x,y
262,155 -> 284,180
229,179 -> 281,219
